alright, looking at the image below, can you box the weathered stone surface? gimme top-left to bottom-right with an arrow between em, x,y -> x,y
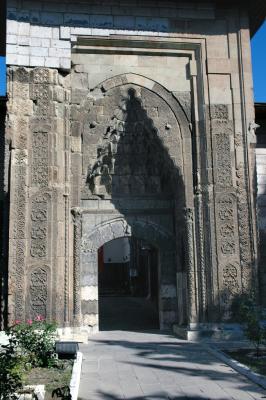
3,1 -> 258,334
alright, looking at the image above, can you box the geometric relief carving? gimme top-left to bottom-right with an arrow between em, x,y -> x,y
215,133 -> 233,187
32,132 -> 49,187
217,195 -> 236,255
30,267 -> 49,319
236,163 -> 253,291
30,68 -> 51,117
84,85 -> 181,199
30,194 -> 48,258
221,262 -> 241,315
210,104 -> 229,121
223,263 -> 239,294
12,150 -> 28,320
14,240 -> 26,321
33,68 -> 50,84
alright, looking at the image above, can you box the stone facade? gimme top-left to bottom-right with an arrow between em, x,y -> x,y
1,0 -> 261,336
255,103 -> 266,306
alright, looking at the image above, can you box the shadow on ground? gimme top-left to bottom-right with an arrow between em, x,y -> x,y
78,331 -> 266,400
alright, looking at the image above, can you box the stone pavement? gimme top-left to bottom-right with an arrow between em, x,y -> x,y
78,331 -> 266,400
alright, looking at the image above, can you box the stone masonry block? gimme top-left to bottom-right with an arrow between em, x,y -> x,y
71,72 -> 88,89
30,47 -> 49,57
6,54 -> 18,65
59,57 -> 71,70
136,17 -> 169,32
30,26 -> 52,38
30,11 -> 41,24
64,13 -> 90,26
49,48 -> 71,58
71,121 -> 82,137
41,12 -> 64,25
18,22 -> 30,36
114,15 -> 136,29
207,58 -> 231,75
17,55 -> 30,66
60,26 -> 71,40
7,34 -> 17,44
42,39 -> 51,48
18,46 -> 30,56
7,20 -> 18,35
90,15 -> 113,28
7,44 -> 18,54
30,37 -> 42,47
18,36 -> 30,46
70,27 -> 92,35
44,57 -> 60,68
81,300 -> 98,315
52,28 -> 60,39
51,39 -> 71,49
53,86 -> 65,103
30,56 -> 45,67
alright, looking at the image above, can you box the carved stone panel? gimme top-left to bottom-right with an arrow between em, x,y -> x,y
32,132 -> 49,187
11,150 -> 28,321
214,133 -> 233,188
217,194 -> 237,257
210,105 -> 229,121
221,262 -> 241,317
29,266 -> 50,319
81,84 -> 182,199
30,194 -> 49,259
236,163 -> 254,292
30,68 -> 52,116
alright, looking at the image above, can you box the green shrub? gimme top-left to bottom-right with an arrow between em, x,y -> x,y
232,295 -> 266,357
9,316 -> 57,368
0,335 -> 25,399
0,316 -> 57,399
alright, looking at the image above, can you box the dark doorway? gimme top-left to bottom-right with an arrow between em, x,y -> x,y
98,236 -> 160,331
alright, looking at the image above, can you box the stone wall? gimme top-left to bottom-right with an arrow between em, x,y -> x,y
6,0 -> 218,70
6,67 -> 71,324
255,104 -> 266,306
4,0 -> 259,333
0,97 -> 8,329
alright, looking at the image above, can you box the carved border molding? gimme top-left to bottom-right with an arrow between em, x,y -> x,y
72,208 -> 82,325
11,149 -> 28,322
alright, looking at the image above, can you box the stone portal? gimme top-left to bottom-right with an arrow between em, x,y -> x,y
1,1 -> 259,338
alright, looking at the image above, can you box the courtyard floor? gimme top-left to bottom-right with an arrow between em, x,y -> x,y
78,331 -> 266,400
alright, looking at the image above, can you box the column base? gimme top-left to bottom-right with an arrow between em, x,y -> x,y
57,325 -> 99,343
173,323 -> 245,341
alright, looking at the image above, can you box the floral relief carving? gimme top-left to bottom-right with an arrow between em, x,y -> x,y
32,132 -> 49,187
217,195 -> 236,256
33,68 -> 50,84
12,150 -> 28,320
210,105 -> 229,120
215,134 -> 232,187
30,195 -> 49,258
236,162 -> 253,291
223,263 -> 239,294
30,267 -> 49,319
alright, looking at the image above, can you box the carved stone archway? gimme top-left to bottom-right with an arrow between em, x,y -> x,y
70,72 -> 198,333
73,214 -> 179,331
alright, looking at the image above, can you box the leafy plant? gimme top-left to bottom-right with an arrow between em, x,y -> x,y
0,316 -> 58,399
0,334 -> 25,399
8,316 -> 57,368
232,295 -> 266,357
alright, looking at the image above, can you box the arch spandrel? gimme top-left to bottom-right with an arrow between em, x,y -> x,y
81,217 -> 175,253
95,73 -> 191,138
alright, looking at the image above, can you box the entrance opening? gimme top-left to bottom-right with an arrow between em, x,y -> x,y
98,236 -> 159,331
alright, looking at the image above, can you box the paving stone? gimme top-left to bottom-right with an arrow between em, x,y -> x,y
78,332 -> 266,400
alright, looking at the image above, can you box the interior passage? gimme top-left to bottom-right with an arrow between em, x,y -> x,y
98,237 -> 159,331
